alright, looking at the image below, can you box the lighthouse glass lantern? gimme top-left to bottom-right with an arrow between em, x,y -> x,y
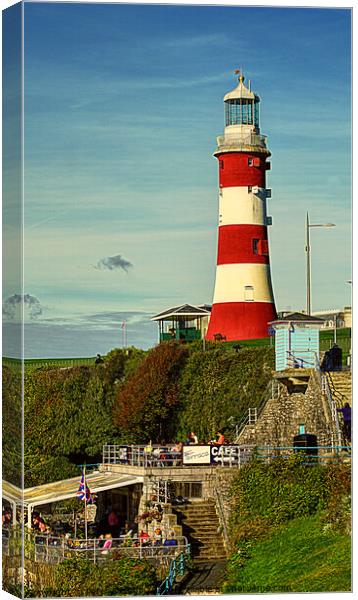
206,72 -> 277,342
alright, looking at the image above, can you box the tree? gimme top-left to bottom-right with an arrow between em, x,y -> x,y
114,342 -> 188,443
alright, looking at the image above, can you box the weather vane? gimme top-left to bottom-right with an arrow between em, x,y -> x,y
234,68 -> 244,81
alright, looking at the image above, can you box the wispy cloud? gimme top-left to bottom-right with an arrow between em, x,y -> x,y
94,254 -> 133,273
3,293 -> 43,320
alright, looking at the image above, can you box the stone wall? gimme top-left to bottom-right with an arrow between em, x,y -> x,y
2,555 -> 57,595
238,370 -> 334,448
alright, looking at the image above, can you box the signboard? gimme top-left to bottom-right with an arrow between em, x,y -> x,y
182,445 -> 211,465
210,445 -> 241,465
85,504 -> 97,522
182,444 -> 251,466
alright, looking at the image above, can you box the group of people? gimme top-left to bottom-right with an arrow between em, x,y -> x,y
142,431 -> 227,466
139,528 -> 178,550
185,430 -> 226,446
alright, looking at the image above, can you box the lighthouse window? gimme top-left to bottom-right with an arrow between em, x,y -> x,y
244,286 -> 254,302
248,158 -> 253,166
252,239 -> 259,254
254,102 -> 260,128
225,100 -> 254,126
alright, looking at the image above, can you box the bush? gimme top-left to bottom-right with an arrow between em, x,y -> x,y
229,456 -> 351,544
176,345 -> 274,442
51,557 -> 157,597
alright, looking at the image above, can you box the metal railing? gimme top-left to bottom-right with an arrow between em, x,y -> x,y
286,350 -> 318,369
235,379 -> 280,440
212,483 -> 230,552
103,445 -> 182,468
256,445 -> 351,465
102,444 -> 254,468
321,374 -> 343,447
18,530 -> 189,564
156,549 -> 190,595
216,132 -> 268,151
325,371 -> 350,405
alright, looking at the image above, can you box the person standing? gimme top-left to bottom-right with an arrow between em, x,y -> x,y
107,509 -> 120,538
337,403 -> 351,442
190,432 -> 198,445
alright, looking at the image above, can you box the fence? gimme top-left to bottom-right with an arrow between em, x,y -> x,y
255,445 -> 351,465
4,529 -> 190,565
102,444 -> 254,468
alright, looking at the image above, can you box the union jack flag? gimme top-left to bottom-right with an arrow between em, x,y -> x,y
76,472 -> 95,504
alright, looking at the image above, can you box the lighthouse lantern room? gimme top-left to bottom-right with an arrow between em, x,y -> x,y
206,71 -> 277,342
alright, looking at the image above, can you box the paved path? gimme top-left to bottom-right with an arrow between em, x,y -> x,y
178,560 -> 227,595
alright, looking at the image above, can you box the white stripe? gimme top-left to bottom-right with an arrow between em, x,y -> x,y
219,186 -> 267,226
212,263 -> 275,304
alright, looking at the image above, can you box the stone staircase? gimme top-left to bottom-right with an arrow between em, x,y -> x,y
236,373 -> 333,448
326,370 -> 352,408
172,500 -> 227,564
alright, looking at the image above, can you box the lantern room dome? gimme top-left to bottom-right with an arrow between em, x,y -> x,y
223,74 -> 258,102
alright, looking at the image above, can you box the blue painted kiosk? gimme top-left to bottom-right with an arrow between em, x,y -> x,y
269,312 -> 324,371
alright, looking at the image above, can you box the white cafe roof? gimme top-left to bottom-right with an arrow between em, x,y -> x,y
3,472 -> 143,508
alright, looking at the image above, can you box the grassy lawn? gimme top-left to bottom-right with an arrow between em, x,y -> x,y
223,514 -> 351,594
3,356 -> 96,370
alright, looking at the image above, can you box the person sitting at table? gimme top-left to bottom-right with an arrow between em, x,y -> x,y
101,533 -> 113,554
144,440 -> 153,465
139,530 -> 150,545
153,527 -> 163,547
163,532 -> 178,554
37,518 -> 47,533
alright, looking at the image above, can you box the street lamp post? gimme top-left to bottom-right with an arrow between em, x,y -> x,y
305,212 -> 336,315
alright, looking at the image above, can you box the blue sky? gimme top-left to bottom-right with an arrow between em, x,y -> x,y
3,2 -> 352,355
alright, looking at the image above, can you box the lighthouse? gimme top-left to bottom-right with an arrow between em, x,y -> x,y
206,71 -> 276,342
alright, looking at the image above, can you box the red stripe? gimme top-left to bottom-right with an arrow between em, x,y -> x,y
217,152 -> 267,188
217,225 -> 269,265
206,302 -> 276,341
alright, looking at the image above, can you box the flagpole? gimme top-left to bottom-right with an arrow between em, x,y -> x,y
84,463 -> 88,540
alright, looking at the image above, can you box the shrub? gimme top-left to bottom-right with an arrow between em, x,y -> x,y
51,557 -> 157,597
176,345 -> 274,442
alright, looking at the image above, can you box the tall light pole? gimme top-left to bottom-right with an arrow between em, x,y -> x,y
305,213 -> 335,315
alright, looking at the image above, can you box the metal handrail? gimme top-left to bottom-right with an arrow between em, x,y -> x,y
325,371 -> 350,405
156,549 -> 190,595
212,483 -> 230,552
235,379 -> 280,440
286,350 -> 316,369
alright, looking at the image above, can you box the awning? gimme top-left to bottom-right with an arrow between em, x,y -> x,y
3,480 -> 23,504
3,471 -> 143,509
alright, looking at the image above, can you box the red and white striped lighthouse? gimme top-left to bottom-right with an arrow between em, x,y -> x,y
206,71 -> 276,342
